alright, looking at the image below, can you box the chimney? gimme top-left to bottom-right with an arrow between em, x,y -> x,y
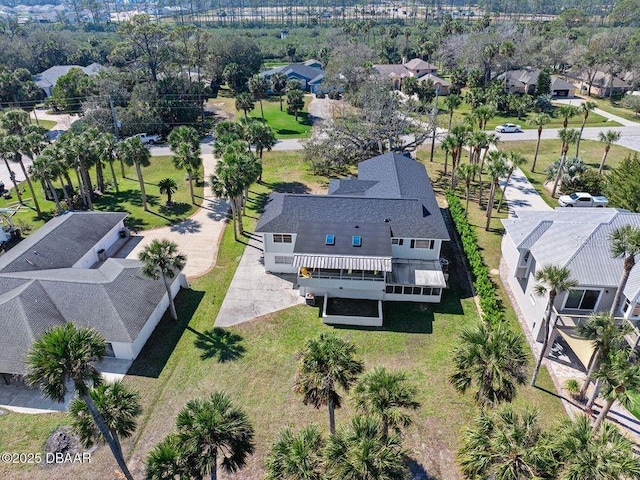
401,57 -> 407,65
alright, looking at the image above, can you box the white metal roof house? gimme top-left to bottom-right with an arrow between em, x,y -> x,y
502,208 -> 640,369
0,212 -> 188,380
255,153 -> 450,327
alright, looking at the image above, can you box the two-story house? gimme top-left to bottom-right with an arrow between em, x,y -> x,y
255,153 -> 450,326
502,209 -> 640,368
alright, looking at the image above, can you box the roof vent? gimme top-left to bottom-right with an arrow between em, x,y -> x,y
325,234 -> 335,246
384,218 -> 391,222
352,235 -> 362,247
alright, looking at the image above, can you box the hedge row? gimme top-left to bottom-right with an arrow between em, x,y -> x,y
445,189 -> 504,325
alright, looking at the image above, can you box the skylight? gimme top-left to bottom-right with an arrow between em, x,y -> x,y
352,235 -> 362,247
325,234 -> 335,245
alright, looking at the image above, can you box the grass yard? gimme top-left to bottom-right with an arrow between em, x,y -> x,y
0,149 -> 564,480
438,98 -> 620,130
0,155 -> 203,233
497,139 -> 636,207
578,95 -> 640,124
33,119 -> 56,130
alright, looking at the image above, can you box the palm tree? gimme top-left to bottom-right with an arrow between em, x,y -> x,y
456,163 -> 478,214
575,100 -> 597,157
551,128 -> 580,198
25,324 -> 134,480
597,130 -> 621,175
117,136 -> 151,211
69,380 -> 141,464
609,225 -> 640,318
210,155 -> 244,241
271,72 -> 288,111
324,416 -> 408,480
557,104 -> 579,129
29,152 -> 62,214
146,433 -> 193,480
176,391 -> 255,480
443,94 -> 462,130
449,124 -> 472,188
235,92 -> 255,119
551,415 -> 640,478
158,177 -> 178,205
528,113 -> 551,172
0,141 -> 23,205
592,349 -> 640,431
139,239 -> 186,321
0,134 -> 42,216
96,132 -> 119,193
168,126 -> 202,205
472,104 -> 496,130
531,265 -> 578,386
497,151 -> 527,213
450,322 -> 528,407
577,313 -> 632,401
293,332 -> 364,434
352,366 -> 420,439
248,74 -> 268,119
477,133 -> 500,208
484,150 -> 509,231
264,424 -> 324,480
440,134 -> 455,175
244,120 -> 277,161
458,406 -> 552,479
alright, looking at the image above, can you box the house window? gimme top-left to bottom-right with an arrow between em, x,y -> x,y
273,234 -> 292,243
422,287 -> 432,296
274,256 -> 293,264
564,289 -> 600,310
403,286 -> 413,295
386,286 -> 394,293
432,288 -> 441,295
413,287 -> 422,295
410,239 -> 434,249
391,238 -> 404,246
394,286 -> 403,294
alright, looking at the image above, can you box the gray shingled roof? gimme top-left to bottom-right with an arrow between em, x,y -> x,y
262,63 -> 324,82
0,211 -> 127,273
34,63 -> 105,90
502,209 -> 640,299
257,153 -> 450,240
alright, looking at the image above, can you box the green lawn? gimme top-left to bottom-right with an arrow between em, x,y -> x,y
0,150 -> 564,480
577,95 -> 640,124
0,155 -> 203,233
34,119 -> 56,130
438,98 -> 620,130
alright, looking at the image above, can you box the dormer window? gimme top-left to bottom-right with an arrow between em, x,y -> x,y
325,234 -> 335,246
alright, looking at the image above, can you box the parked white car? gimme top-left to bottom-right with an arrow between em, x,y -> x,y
133,133 -> 161,145
494,123 -> 522,133
558,192 -> 609,207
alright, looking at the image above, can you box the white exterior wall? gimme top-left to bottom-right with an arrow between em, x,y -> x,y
384,291 -> 442,303
72,220 -> 125,269
391,238 -> 442,260
109,273 -> 188,361
262,233 -> 297,273
300,285 -> 385,301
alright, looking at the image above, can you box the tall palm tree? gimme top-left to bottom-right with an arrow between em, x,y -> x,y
235,92 -> 255,119
577,313 -> 632,401
0,134 -> 42,216
118,136 -> 151,211
210,155 -> 244,241
96,132 -> 119,193
271,72 -> 289,111
597,130 -> 621,175
176,391 -> 255,480
592,349 -> 640,431
458,406 -> 552,479
352,366 -> 420,439
575,100 -> 597,157
457,163 -> 478,214
442,94 -> 461,131
0,141 -> 23,204
293,332 -> 364,434
248,74 -> 268,119
146,433 -> 193,480
168,125 -> 202,205
557,104 -> 579,129
324,416 -> 408,480
29,152 -> 63,214
440,134 -> 455,175
484,150 -> 509,231
244,120 -> 277,161
609,225 -> 640,318
158,177 -> 178,205
449,124 -> 472,188
139,239 -> 186,321
551,128 -> 580,198
450,322 -> 528,407
69,380 -> 141,464
25,324 -> 134,480
477,133 -> 500,208
497,151 -> 527,212
551,415 -> 640,478
528,113 -> 551,172
472,104 -> 496,130
264,424 -> 325,480
531,265 -> 578,386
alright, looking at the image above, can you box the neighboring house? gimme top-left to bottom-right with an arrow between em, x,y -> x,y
562,69 -> 631,98
261,59 -> 324,93
0,212 -> 188,381
419,73 -> 451,95
255,153 -> 450,327
373,58 -> 439,91
498,67 -> 575,98
502,208 -> 640,369
34,63 -> 106,97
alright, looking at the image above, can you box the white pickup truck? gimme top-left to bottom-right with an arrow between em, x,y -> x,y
133,133 -> 161,145
558,192 -> 609,208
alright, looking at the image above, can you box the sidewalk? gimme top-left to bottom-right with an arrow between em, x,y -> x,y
498,167 -> 553,217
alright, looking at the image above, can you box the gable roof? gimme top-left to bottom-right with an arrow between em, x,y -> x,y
418,73 -> 451,87
550,76 -> 575,91
373,64 -> 412,78
34,63 -> 105,90
262,62 -> 324,83
404,58 -> 437,71
0,211 -> 127,273
257,153 -> 450,241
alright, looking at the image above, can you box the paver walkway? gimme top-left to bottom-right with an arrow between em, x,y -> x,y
125,154 -> 229,279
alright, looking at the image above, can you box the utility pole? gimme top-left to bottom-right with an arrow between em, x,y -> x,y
429,86 -> 440,163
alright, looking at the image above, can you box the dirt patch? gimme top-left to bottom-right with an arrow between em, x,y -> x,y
44,427 -> 86,462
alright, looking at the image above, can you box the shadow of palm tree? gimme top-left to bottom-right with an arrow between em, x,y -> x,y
188,327 -> 246,362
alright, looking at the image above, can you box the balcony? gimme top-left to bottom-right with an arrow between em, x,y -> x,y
297,268 -> 385,291
552,308 -> 640,350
